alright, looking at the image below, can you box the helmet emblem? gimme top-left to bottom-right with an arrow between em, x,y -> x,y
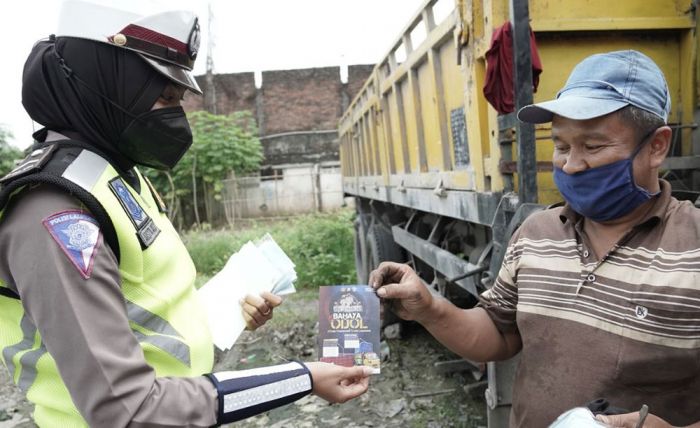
113,33 -> 127,46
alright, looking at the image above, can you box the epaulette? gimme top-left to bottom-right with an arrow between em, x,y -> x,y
0,145 -> 57,185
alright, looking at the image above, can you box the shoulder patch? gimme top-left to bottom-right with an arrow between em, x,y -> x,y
43,210 -> 101,279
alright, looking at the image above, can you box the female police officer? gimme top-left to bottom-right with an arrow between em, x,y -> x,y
0,1 -> 371,426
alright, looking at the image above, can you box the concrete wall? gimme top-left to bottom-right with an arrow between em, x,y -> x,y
260,130 -> 339,165
222,163 -> 349,220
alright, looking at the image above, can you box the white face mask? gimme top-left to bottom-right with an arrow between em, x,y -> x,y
548,407 -> 608,428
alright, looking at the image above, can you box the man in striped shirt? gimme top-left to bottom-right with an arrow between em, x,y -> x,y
370,50 -> 700,427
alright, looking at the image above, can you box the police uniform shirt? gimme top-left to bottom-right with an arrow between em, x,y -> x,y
0,184 -> 219,427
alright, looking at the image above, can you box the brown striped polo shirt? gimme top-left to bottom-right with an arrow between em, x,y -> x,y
480,180 -> 700,427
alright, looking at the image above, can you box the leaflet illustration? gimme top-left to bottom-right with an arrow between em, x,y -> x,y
318,285 -> 380,374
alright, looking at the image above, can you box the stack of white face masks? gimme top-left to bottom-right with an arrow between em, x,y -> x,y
198,234 -> 297,351
548,408 -> 608,428
255,234 -> 297,296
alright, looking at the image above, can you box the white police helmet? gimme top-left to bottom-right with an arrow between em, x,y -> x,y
55,0 -> 202,94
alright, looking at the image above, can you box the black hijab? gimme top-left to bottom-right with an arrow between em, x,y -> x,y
21,37 -> 168,171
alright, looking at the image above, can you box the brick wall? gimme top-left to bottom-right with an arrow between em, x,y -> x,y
183,64 -> 374,165
184,65 -> 373,134
346,64 -> 375,107
182,72 -> 256,115
261,67 -> 342,135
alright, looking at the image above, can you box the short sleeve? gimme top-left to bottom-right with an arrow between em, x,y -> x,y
479,227 -> 522,334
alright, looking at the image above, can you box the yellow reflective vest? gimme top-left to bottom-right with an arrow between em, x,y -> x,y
0,147 -> 214,426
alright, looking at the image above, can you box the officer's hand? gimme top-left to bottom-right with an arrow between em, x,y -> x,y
368,262 -> 434,323
240,291 -> 283,330
596,412 -> 673,428
305,362 -> 372,403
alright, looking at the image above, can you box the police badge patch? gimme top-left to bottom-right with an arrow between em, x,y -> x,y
108,177 -> 160,248
43,211 -> 101,279
108,178 -> 146,228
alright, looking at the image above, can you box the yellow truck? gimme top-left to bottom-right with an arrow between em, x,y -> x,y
339,0 -> 699,425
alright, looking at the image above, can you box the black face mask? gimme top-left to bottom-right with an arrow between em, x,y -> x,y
118,106 -> 193,170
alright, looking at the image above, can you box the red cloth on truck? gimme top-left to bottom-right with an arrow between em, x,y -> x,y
483,21 -> 543,114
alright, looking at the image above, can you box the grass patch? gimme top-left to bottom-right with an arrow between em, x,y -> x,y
184,209 -> 357,289
264,288 -> 319,327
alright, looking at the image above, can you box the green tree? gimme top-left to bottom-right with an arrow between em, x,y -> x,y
0,127 -> 22,177
144,111 -> 263,228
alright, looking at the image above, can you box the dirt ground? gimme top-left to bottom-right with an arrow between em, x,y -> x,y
0,370 -> 33,427
0,290 -> 487,427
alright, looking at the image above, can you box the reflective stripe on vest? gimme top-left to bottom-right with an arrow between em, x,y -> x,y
127,301 -> 191,367
2,314 -> 36,385
0,290 -> 194,391
17,346 -> 47,392
61,150 -> 109,190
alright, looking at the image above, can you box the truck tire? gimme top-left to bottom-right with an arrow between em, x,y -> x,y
366,222 -> 405,269
366,223 -> 406,328
354,215 -> 371,284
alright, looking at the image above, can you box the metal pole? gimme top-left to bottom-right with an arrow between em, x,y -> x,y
484,6 -> 538,427
204,3 -> 217,114
510,0 -> 537,204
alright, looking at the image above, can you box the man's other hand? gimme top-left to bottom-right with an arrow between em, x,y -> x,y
368,262 -> 435,323
240,291 -> 283,330
596,412 -> 673,428
305,362 -> 372,403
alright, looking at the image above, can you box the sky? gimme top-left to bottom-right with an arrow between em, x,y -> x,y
0,0 -> 437,149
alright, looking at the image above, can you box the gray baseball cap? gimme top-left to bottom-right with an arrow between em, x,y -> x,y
517,50 -> 671,124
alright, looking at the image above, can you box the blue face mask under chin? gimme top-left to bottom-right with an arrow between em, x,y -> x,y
553,129 -> 660,222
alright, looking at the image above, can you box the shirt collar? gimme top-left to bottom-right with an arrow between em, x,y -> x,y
558,179 -> 671,227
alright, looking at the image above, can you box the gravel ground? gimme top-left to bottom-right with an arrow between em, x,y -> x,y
0,290 -> 487,427
0,369 -> 33,428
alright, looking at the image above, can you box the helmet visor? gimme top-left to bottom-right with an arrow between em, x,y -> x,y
139,54 -> 202,95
